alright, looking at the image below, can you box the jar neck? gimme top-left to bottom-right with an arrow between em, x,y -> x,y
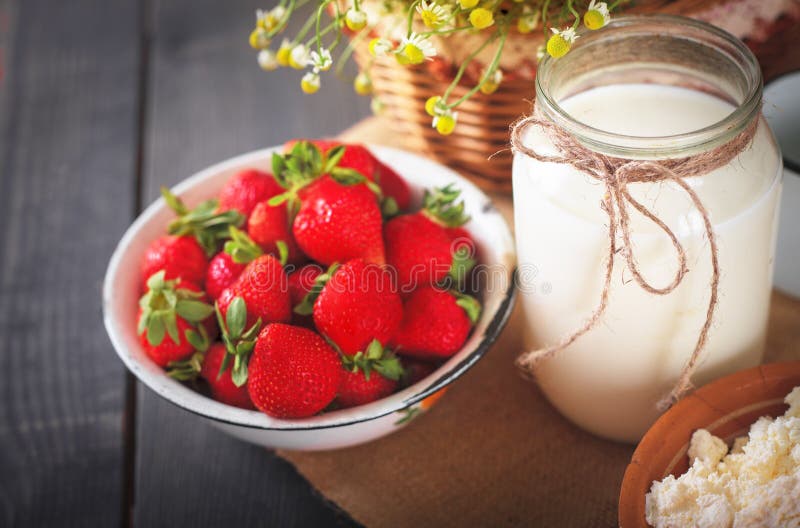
535,15 -> 763,160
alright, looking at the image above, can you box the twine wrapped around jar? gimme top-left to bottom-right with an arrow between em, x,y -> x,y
510,102 -> 760,410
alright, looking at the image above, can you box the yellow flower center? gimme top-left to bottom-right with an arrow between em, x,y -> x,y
301,76 -> 320,94
584,10 -> 606,30
249,28 -> 270,50
517,17 -> 535,34
420,10 -> 443,28
402,43 -> 425,65
469,8 -> 494,29
276,46 -> 292,67
435,115 -> 457,135
459,0 -> 479,9
546,34 -> 571,58
425,96 -> 441,117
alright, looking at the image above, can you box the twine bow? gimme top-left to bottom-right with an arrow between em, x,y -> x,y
510,104 -> 758,410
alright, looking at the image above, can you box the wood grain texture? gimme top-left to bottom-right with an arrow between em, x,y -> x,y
133,1 -> 367,526
0,0 -> 140,526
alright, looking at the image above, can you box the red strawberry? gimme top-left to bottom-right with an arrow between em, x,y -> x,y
218,169 -> 283,220
248,200 -> 303,264
285,139 -> 410,211
137,271 -> 215,367
217,255 -> 291,328
338,340 -> 404,408
248,323 -> 342,418
206,227 -> 264,300
374,159 -> 411,211
206,252 -> 246,300
200,343 -> 256,410
141,235 -> 208,287
392,286 -> 481,359
288,264 -> 323,307
385,185 -> 473,293
294,176 -> 385,265
313,259 -> 403,355
161,187 -> 244,257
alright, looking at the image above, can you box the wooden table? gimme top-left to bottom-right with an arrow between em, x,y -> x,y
0,0 -> 365,525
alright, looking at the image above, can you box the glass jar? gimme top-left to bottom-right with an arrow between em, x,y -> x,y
512,16 -> 782,443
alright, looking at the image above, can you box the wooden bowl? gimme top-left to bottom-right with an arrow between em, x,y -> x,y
618,360 -> 800,527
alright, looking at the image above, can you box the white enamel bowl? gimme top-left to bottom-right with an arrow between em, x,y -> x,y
103,146 -> 517,451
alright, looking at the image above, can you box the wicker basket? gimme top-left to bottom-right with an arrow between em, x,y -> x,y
352,0 -> 800,194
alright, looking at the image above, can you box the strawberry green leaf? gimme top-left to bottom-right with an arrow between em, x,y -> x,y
231,360 -> 248,387
365,339 -> 383,360
164,310 -> 180,344
137,312 -> 149,336
217,352 -> 232,381
241,318 -> 263,341
175,300 -> 214,323
146,316 -> 166,347
184,327 -> 209,353
167,352 -> 204,381
329,167 -> 366,186
161,187 -> 244,257
161,186 -> 189,216
448,246 -> 476,287
373,353 -> 405,382
226,297 -> 247,339
223,226 -> 263,264
276,240 -> 289,267
381,197 -> 399,219
235,341 -> 255,356
454,292 -> 482,325
146,270 -> 167,292
422,184 -> 471,228
323,145 -> 346,173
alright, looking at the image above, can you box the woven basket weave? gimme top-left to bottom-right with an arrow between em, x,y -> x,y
351,0 -> 800,194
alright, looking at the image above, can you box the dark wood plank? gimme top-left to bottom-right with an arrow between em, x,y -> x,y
133,1 -> 368,526
0,0 -> 141,526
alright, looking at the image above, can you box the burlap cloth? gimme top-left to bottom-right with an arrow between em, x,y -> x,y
276,117 -> 800,527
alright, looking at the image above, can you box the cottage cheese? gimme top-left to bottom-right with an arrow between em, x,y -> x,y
645,387 -> 800,527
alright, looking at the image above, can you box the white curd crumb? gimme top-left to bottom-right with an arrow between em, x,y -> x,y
645,386 -> 800,528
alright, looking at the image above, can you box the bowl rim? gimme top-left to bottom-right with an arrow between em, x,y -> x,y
618,359 -> 800,527
103,144 -> 517,431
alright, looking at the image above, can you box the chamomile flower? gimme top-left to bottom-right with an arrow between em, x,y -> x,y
368,38 -> 393,57
276,39 -> 293,66
353,72 -> 373,95
396,33 -> 436,65
249,27 -> 271,50
416,1 -> 449,29
432,110 -> 457,135
479,68 -> 503,95
584,0 -> 610,30
289,44 -> 310,69
300,72 -> 320,94
546,27 -> 578,58
469,8 -> 494,30
309,48 -> 332,72
257,6 -> 286,31
345,8 -> 368,31
458,0 -> 478,9
425,95 -> 443,116
257,49 -> 279,71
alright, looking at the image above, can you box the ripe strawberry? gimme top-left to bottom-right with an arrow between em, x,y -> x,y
313,259 -> 403,355
248,323 -> 342,418
338,340 -> 404,408
137,271 -> 215,367
294,176 -> 385,265
385,184 -> 474,293
206,227 -> 264,300
373,158 -> 411,211
287,264 -> 323,307
285,139 -> 410,211
248,199 -> 303,264
218,169 -> 283,220
141,235 -> 208,286
217,255 -> 291,328
392,286 -> 481,359
200,343 -> 256,410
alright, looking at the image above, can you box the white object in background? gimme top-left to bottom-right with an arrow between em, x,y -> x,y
765,71 -> 800,298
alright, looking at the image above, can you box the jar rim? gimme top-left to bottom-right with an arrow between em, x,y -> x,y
534,15 -> 763,158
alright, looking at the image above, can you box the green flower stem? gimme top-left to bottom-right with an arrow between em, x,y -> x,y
441,27 -> 498,103
406,0 -> 422,37
307,16 -> 340,50
419,25 -> 473,37
566,0 -> 580,29
315,0 -> 334,52
293,2 -> 320,44
449,25 -> 507,107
